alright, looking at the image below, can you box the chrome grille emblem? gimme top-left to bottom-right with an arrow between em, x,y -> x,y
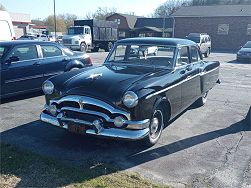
79,98 -> 84,110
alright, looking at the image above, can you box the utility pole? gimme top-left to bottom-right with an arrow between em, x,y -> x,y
53,0 -> 57,39
162,11 -> 166,38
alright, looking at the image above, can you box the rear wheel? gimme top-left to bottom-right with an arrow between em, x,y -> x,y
69,67 -> 80,71
143,106 -> 164,147
105,42 -> 113,52
91,47 -> 99,52
204,48 -> 210,57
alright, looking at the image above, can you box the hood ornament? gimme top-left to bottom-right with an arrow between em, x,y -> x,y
86,73 -> 102,80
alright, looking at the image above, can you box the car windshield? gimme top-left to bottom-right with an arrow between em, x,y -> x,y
243,42 -> 251,48
106,44 -> 176,68
68,27 -> 84,35
187,36 -> 200,43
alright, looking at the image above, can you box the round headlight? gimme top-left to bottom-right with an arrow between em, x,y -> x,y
114,116 -> 125,127
123,91 -> 138,108
42,81 -> 54,94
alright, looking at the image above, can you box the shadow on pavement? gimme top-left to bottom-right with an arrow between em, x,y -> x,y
1,106 -> 250,187
0,91 -> 44,104
227,60 -> 251,64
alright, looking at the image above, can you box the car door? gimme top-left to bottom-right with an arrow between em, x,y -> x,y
39,44 -> 66,79
1,44 -> 43,96
176,46 -> 200,109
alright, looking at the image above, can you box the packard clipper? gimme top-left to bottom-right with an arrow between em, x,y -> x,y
40,38 -> 220,146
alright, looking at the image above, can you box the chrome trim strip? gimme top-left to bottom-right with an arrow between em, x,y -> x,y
50,95 -> 131,120
40,112 -> 149,140
145,74 -> 199,99
5,74 -> 44,83
44,71 -> 64,77
145,66 -> 219,99
86,128 -> 149,140
60,116 -> 93,126
200,67 -> 219,76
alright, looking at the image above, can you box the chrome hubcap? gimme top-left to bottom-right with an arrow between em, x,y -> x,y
150,117 -> 159,134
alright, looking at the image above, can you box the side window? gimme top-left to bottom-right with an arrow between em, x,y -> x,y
190,46 -> 199,63
41,45 -> 62,58
9,45 -> 38,62
85,28 -> 90,34
176,46 -> 189,66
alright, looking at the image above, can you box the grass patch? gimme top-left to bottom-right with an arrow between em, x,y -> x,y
0,143 -> 167,188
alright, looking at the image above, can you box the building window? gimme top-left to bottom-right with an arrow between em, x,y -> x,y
114,19 -> 121,25
247,24 -> 251,35
119,31 -> 125,37
218,24 -> 229,35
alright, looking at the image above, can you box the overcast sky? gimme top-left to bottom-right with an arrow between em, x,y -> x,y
1,0 -> 168,19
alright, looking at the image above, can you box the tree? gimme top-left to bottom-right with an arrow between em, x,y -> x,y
32,19 -> 46,26
0,3 -> 6,10
153,0 -> 192,17
44,15 -> 67,32
58,13 -> 77,29
85,7 -> 117,20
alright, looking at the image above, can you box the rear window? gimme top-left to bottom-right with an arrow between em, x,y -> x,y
243,42 -> 251,48
0,21 -> 12,40
41,45 -> 62,57
187,36 -> 200,43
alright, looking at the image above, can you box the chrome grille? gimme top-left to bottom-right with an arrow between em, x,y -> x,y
50,95 -> 130,121
62,39 -> 72,44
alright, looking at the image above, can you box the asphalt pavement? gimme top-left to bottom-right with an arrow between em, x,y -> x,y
0,52 -> 250,187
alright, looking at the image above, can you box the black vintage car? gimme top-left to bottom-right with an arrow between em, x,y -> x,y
0,40 -> 92,98
40,37 -> 220,146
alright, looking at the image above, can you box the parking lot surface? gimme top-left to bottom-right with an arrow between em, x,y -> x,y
1,52 -> 250,187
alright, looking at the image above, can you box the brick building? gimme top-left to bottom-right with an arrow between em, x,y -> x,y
172,5 -> 251,50
132,18 -> 174,38
106,13 -> 141,39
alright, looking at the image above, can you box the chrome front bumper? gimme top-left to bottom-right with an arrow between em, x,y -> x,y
40,112 -> 150,140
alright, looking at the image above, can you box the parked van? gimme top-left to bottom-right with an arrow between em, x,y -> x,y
0,11 -> 15,41
186,33 -> 211,57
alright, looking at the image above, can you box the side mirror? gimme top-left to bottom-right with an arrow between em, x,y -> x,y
6,56 -> 19,64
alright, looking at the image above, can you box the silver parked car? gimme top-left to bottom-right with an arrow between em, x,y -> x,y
186,33 -> 211,57
237,41 -> 251,63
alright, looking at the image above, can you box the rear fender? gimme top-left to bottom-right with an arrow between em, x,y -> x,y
65,60 -> 84,71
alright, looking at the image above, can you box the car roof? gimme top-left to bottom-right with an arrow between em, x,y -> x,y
0,40 -> 58,46
116,37 -> 196,46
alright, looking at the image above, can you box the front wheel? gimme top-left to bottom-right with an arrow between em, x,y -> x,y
143,106 -> 164,147
196,91 -> 209,107
80,43 -> 87,52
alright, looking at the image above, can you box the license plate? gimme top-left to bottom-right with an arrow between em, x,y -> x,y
68,124 -> 86,134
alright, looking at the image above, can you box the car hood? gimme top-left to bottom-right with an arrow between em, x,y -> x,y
61,64 -> 163,104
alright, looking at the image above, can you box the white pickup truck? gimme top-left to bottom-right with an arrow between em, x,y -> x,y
62,19 -> 118,52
